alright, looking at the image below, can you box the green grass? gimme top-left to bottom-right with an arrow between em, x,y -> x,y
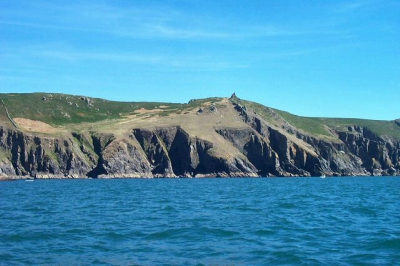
0,98 -> 13,127
272,110 -> 400,140
187,97 -> 223,107
232,98 -> 332,137
2,93 -> 399,141
0,93 -> 185,126
71,132 -> 96,153
273,110 -> 333,137
44,150 -> 60,167
272,112 -> 400,140
0,106 -> 9,124
317,118 -> 400,140
231,96 -> 400,140
0,93 -> 225,126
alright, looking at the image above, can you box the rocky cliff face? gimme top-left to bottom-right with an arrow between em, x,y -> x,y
0,99 -> 399,179
132,127 -> 221,177
0,127 -> 93,178
0,125 -> 258,178
227,101 -> 400,177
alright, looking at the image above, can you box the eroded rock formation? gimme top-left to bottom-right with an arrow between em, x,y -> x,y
0,97 -> 399,179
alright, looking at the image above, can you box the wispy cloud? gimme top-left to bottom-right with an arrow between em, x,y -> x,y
39,50 -> 162,63
0,1 -> 234,40
34,49 -> 249,71
0,20 -> 114,35
3,0 -> 395,46
340,1 -> 370,12
334,0 -> 380,13
0,1 -> 335,41
146,24 -> 232,39
2,0 -> 388,72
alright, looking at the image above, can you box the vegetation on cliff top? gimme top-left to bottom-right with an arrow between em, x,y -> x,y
229,95 -> 400,140
1,92 -> 399,140
0,93 -> 225,125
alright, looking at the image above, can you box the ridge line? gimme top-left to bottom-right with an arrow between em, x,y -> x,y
0,97 -> 19,129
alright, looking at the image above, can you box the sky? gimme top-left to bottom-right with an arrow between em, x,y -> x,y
0,0 -> 399,120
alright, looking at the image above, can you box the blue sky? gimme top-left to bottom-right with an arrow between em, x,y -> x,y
1,0 -> 399,120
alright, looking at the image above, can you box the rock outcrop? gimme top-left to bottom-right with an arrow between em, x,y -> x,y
226,100 -> 400,177
0,125 -> 259,178
0,95 -> 399,179
0,127 -> 93,178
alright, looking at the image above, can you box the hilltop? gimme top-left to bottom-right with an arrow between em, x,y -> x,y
0,92 -> 399,178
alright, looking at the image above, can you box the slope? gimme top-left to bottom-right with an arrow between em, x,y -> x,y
0,92 -> 399,178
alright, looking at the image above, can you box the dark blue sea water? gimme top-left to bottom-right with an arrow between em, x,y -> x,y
1,177 -> 399,265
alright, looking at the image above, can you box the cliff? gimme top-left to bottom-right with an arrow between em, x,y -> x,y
0,93 -> 399,178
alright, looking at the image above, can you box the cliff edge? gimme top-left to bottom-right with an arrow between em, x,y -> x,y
0,93 -> 399,178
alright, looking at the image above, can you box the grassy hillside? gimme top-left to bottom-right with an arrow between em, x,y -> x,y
1,93 -> 399,141
318,118 -> 400,140
0,93 -> 226,126
273,111 -> 400,140
0,93 -> 180,125
231,97 -> 400,141
232,98 -> 333,137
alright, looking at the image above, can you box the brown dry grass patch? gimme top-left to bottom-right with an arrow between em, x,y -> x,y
133,108 -> 164,114
14,118 -> 59,134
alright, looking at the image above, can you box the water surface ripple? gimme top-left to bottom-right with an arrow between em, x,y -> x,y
1,177 -> 399,265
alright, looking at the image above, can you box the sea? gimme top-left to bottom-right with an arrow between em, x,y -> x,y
1,177 -> 399,265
